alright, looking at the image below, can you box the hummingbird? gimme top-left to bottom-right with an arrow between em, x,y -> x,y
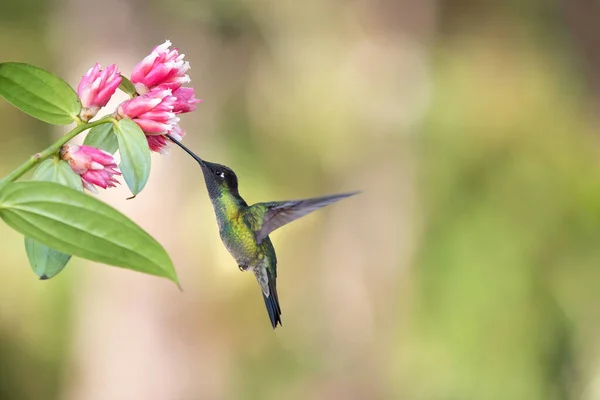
167,135 -> 359,329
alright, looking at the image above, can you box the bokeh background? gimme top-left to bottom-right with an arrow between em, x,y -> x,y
1,0 -> 600,399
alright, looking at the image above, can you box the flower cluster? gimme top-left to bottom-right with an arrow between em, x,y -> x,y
60,145 -> 120,193
118,40 -> 201,154
72,40 -> 200,191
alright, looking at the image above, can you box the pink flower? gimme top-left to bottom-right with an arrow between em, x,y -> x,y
171,87 -> 202,114
146,126 -> 185,154
125,41 -> 200,154
60,144 -> 120,193
130,40 -> 190,94
77,64 -> 122,122
116,89 -> 179,134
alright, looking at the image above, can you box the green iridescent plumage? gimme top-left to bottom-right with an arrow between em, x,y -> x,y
168,135 -> 359,329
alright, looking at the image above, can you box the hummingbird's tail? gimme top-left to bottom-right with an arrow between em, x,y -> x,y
262,279 -> 282,329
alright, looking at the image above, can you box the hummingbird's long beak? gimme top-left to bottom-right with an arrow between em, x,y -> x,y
166,134 -> 222,199
165,134 -> 206,167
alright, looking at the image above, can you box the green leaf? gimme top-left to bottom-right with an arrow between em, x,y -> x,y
0,181 -> 178,285
26,158 -> 82,279
118,75 -> 137,96
84,123 -> 119,154
32,158 -> 83,192
25,237 -> 71,279
114,119 -> 150,196
0,62 -> 81,125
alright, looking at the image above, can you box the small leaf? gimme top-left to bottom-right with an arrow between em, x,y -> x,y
0,62 -> 81,124
114,118 -> 150,196
32,159 -> 83,192
84,123 -> 119,154
118,75 -> 137,96
25,237 -> 71,279
27,158 -> 82,279
0,182 -> 179,285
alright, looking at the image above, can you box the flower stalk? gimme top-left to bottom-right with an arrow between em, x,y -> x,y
0,118 -> 115,190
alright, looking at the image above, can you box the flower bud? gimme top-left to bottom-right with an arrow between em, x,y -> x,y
77,64 -> 122,122
61,144 -> 120,193
131,40 -> 190,94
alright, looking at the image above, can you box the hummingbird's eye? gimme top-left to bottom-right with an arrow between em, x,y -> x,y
216,171 -> 225,179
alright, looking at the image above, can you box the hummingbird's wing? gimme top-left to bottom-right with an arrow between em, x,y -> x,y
245,191 -> 359,244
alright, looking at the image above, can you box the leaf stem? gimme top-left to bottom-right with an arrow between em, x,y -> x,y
0,119 -> 114,187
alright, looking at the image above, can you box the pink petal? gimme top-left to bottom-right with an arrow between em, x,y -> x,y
120,96 -> 163,118
134,118 -> 174,134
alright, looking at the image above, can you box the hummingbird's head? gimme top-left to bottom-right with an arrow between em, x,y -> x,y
198,160 -> 240,199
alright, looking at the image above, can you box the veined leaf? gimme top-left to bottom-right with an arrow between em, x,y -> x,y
26,158 -> 83,279
0,181 -> 178,285
114,118 -> 150,196
84,123 -> 119,154
0,62 -> 81,124
32,158 -> 83,192
25,238 -> 71,280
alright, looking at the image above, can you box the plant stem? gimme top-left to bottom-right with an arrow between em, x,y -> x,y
0,119 -> 114,186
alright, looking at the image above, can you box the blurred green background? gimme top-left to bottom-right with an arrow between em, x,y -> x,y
2,0 -> 600,399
